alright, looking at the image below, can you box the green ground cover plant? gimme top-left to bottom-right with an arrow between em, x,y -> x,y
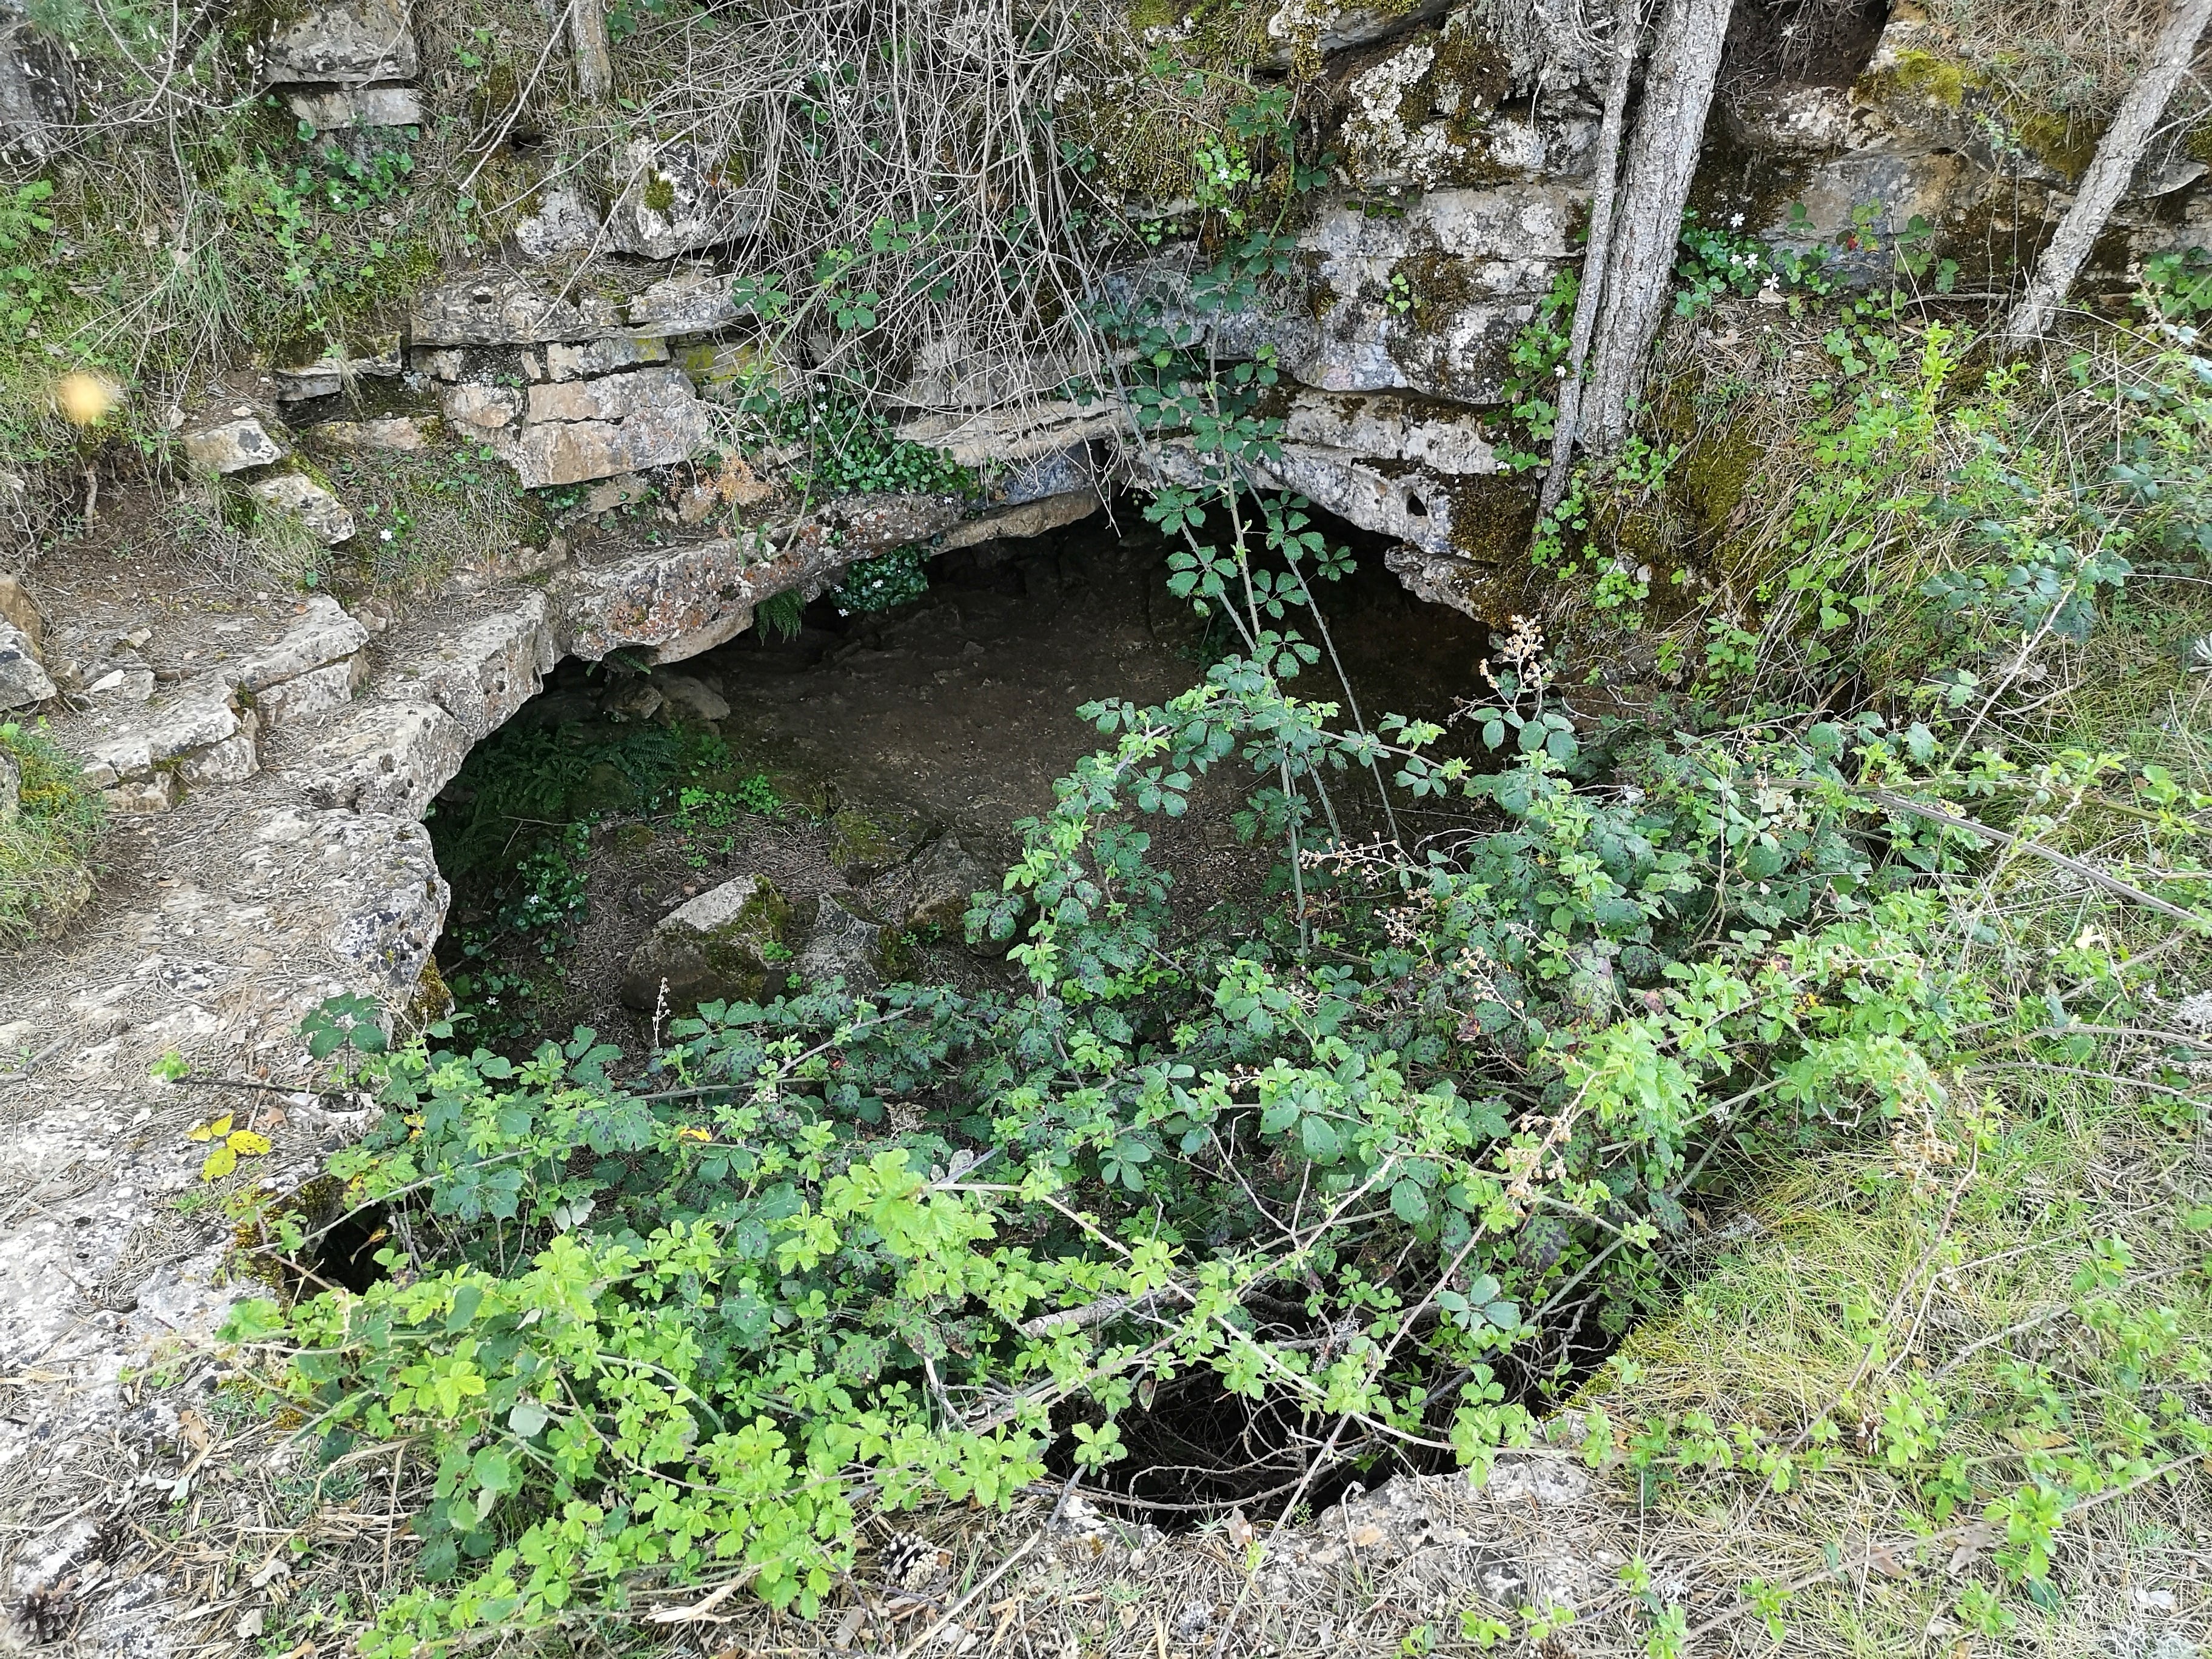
0,718 -> 102,947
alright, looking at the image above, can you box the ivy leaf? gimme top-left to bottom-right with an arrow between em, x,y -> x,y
201,1145 -> 238,1181
508,1401 -> 550,1437
1299,1114 -> 1342,1164
226,1129 -> 272,1157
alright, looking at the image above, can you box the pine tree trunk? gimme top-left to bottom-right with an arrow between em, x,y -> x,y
2003,0 -> 2212,346
569,0 -> 613,99
1542,0 -> 1645,514
1580,0 -> 1733,455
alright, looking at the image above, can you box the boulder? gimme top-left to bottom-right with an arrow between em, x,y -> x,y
600,678 -> 663,723
273,337 -> 403,401
676,340 -> 784,403
653,672 -> 730,722
440,382 -> 524,436
583,472 -> 651,514
0,618 -> 55,708
260,0 -> 417,85
606,138 -> 757,261
247,471 -> 357,545
183,414 -> 289,474
1265,0 -> 1451,60
411,270 -> 625,347
232,595 -> 370,692
620,874 -> 793,1011
394,594 -> 558,742
303,698 -> 470,817
83,654 -> 155,702
103,771 -> 178,814
1332,21 -> 1587,192
896,400 -> 1125,469
1296,186 -> 1583,403
307,415 -> 432,451
82,690 -> 244,786
629,267 -> 744,337
939,491 -> 1098,552
175,711 -> 261,787
255,655 -> 369,726
541,335 -> 667,381
796,895 -> 906,992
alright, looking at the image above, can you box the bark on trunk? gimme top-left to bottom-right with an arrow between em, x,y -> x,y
569,0 -> 613,99
1580,0 -> 1733,455
1541,0 -> 1645,514
2003,0 -> 2212,346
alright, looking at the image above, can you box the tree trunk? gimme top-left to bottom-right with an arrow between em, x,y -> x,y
1580,0 -> 1733,455
1542,0 -> 1645,514
2003,0 -> 2212,346
569,0 -> 613,99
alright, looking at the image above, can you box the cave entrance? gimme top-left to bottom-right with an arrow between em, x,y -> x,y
421,501 -> 1495,1056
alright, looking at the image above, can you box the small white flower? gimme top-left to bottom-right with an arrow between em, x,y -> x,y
1729,212 -> 1744,229
379,528 -> 394,541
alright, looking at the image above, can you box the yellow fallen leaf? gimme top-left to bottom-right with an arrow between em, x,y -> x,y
227,1129 -> 272,1156
201,1145 -> 238,1181
186,1114 -> 233,1143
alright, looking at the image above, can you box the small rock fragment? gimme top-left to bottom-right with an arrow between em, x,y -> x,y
0,618 -> 55,708
247,471 -> 357,545
183,415 -> 289,474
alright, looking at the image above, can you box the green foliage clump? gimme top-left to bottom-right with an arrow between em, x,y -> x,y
752,587 -> 806,642
0,720 -> 102,948
1671,205 -> 1839,317
831,543 -> 931,614
742,389 -> 976,499
0,181 -> 56,349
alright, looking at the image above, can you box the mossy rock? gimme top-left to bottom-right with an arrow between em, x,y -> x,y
828,806 -> 929,883
620,873 -> 793,1012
